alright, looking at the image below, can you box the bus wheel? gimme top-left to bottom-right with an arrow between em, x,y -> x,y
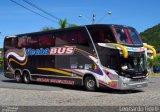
15,71 -> 23,83
23,72 -> 31,84
84,76 -> 97,91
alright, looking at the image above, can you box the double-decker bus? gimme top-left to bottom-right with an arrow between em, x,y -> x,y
3,24 -> 156,91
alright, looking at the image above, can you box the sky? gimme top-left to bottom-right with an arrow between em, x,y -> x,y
0,0 -> 160,48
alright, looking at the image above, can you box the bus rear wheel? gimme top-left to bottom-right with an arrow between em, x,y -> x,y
23,72 -> 31,84
84,76 -> 97,91
15,72 -> 23,83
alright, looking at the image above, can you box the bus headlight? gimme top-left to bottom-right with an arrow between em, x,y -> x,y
121,65 -> 128,70
121,77 -> 130,82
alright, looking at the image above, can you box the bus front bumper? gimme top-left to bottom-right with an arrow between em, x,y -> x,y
118,76 -> 148,90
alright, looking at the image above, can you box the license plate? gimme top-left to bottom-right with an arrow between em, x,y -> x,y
137,84 -> 142,88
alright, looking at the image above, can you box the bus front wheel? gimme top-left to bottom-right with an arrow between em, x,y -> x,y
23,72 -> 31,84
84,76 -> 97,91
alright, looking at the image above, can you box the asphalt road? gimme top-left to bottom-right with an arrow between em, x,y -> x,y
0,72 -> 64,91
0,72 -> 160,108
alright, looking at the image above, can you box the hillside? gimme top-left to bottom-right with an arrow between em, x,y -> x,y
140,24 -> 160,53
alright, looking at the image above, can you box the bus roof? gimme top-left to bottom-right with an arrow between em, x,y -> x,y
6,24 -> 134,38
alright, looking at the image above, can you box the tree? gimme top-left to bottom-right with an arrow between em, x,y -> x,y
147,54 -> 160,74
59,19 -> 68,29
41,26 -> 55,31
59,19 -> 78,28
0,58 -> 2,65
41,18 -> 78,30
140,24 -> 160,53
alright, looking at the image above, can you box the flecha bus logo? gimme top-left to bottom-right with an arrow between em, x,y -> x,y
50,46 -> 76,55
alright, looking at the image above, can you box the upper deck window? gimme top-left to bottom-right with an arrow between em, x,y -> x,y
88,26 -> 115,43
5,37 -> 17,48
112,26 -> 142,45
55,28 -> 89,46
18,36 -> 28,48
39,34 -> 55,47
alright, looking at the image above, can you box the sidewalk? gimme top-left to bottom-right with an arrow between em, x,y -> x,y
149,73 -> 160,77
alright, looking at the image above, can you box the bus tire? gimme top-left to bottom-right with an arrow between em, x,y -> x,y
84,76 -> 97,91
23,72 -> 31,84
15,71 -> 23,83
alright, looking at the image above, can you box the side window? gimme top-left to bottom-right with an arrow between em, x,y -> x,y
55,32 -> 69,46
18,36 -> 28,48
18,36 -> 39,48
11,38 -> 17,48
27,36 -> 39,48
103,30 -> 115,43
78,30 -> 89,45
69,31 -> 78,44
68,29 -> 89,45
89,27 -> 115,43
39,34 -> 55,47
69,28 -> 95,55
5,38 -> 12,49
5,37 -> 18,49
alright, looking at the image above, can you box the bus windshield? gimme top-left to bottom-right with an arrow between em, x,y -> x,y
121,53 -> 146,72
112,26 -> 142,45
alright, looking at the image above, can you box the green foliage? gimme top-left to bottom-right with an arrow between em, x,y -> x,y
41,26 -> 55,31
59,19 -> 68,29
147,57 -> 154,67
140,24 -> 160,53
147,54 -> 160,67
154,54 -> 160,67
59,19 -> 78,28
41,18 -> 78,30
0,58 -> 2,65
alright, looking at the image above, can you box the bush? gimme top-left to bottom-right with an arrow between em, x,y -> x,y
147,54 -> 160,67
147,54 -> 160,74
0,58 -> 3,65
154,54 -> 160,66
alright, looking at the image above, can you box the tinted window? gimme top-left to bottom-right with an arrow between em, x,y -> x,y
114,27 -> 129,44
128,28 -> 142,44
97,46 -> 119,70
18,36 -> 39,48
88,26 -> 115,43
112,26 -> 142,45
55,31 -> 68,46
55,28 -> 89,46
69,29 -> 89,45
27,36 -> 39,48
5,37 -> 17,49
39,34 -> 55,47
5,38 -> 12,48
18,36 -> 28,48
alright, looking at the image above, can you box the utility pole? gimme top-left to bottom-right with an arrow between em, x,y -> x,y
79,11 -> 112,24
92,14 -> 96,24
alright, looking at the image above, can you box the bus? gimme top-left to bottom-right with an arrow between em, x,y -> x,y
3,24 -> 156,91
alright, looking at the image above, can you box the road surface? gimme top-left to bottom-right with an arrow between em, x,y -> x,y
0,72 -> 160,107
